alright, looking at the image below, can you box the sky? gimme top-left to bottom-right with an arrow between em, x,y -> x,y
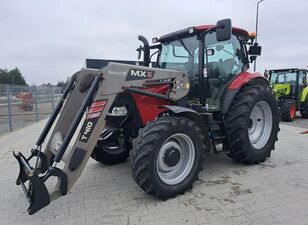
0,0 -> 307,85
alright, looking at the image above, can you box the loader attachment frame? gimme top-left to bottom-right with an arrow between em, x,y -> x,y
14,63 -> 189,214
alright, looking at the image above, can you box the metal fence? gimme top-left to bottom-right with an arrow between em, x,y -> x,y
0,84 -> 62,135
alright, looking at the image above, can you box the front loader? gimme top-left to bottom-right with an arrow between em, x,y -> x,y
14,19 -> 279,215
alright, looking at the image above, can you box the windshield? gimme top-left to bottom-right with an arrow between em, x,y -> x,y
158,36 -> 198,76
270,71 -> 298,84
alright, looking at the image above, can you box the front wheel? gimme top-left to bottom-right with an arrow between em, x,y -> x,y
91,130 -> 131,165
280,98 -> 296,122
300,97 -> 308,118
225,84 -> 279,164
130,117 -> 207,199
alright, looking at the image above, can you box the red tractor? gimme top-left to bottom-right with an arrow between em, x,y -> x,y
14,19 -> 279,215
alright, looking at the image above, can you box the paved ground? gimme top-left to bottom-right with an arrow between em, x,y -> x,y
0,121 -> 308,225
280,112 -> 308,129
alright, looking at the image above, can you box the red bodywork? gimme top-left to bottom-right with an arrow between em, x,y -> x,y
229,72 -> 268,90
131,85 -> 172,124
194,25 -> 249,37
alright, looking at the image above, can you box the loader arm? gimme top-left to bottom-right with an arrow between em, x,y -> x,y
14,62 -> 189,215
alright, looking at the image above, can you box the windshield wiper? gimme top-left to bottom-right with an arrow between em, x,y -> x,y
173,35 -> 193,57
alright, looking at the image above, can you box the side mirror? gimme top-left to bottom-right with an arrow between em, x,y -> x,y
216,19 -> 232,41
250,55 -> 257,63
248,44 -> 262,56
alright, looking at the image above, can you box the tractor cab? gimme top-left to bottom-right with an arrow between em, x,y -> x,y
269,68 -> 308,121
142,19 -> 261,111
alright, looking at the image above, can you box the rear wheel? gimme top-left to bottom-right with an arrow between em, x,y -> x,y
280,98 -> 296,122
130,117 -> 207,199
225,84 -> 279,164
91,130 -> 131,165
300,97 -> 308,118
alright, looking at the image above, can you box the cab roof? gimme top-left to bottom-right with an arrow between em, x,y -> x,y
269,68 -> 308,72
159,25 -> 250,42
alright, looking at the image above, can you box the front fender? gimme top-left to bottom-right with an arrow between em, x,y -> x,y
160,105 -> 205,126
300,86 -> 308,102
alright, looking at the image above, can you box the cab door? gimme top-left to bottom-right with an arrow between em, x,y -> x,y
204,32 -> 246,111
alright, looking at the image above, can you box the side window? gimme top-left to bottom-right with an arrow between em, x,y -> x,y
205,32 -> 244,79
300,71 -> 308,85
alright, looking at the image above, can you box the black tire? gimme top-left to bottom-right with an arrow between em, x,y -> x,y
300,97 -> 308,118
130,116 -> 207,199
91,131 -> 131,165
225,84 -> 279,164
280,98 -> 296,122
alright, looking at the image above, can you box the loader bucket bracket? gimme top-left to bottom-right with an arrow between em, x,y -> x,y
13,151 -> 50,215
28,149 -> 48,174
42,167 -> 68,195
14,150 -> 48,185
14,151 -> 68,214
14,152 -> 30,185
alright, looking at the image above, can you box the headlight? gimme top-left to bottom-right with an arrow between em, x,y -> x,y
108,106 -> 128,116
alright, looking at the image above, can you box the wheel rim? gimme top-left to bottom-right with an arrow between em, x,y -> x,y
248,101 -> 273,149
156,133 -> 195,185
290,104 -> 296,119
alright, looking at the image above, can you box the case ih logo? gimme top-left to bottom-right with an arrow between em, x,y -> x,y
126,69 -> 155,81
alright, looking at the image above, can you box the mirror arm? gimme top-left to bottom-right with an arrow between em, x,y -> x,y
199,26 -> 216,39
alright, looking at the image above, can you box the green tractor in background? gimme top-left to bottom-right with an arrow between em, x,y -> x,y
269,68 -> 308,121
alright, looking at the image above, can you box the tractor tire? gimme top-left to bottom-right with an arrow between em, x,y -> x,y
280,98 -> 296,122
225,84 -> 279,164
91,131 -> 131,165
300,97 -> 308,118
130,116 -> 207,199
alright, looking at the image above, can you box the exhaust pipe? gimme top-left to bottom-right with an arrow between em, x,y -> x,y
138,35 -> 150,67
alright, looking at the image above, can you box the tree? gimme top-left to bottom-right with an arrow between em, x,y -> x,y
56,80 -> 66,88
56,76 -> 71,91
0,67 -> 27,85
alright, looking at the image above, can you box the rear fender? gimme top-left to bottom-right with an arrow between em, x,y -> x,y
228,72 -> 268,90
221,72 -> 269,114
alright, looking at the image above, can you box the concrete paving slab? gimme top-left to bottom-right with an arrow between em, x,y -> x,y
0,120 -> 307,225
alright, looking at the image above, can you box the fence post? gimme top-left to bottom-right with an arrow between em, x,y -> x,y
51,85 -> 55,111
6,84 -> 13,132
34,86 -> 39,122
